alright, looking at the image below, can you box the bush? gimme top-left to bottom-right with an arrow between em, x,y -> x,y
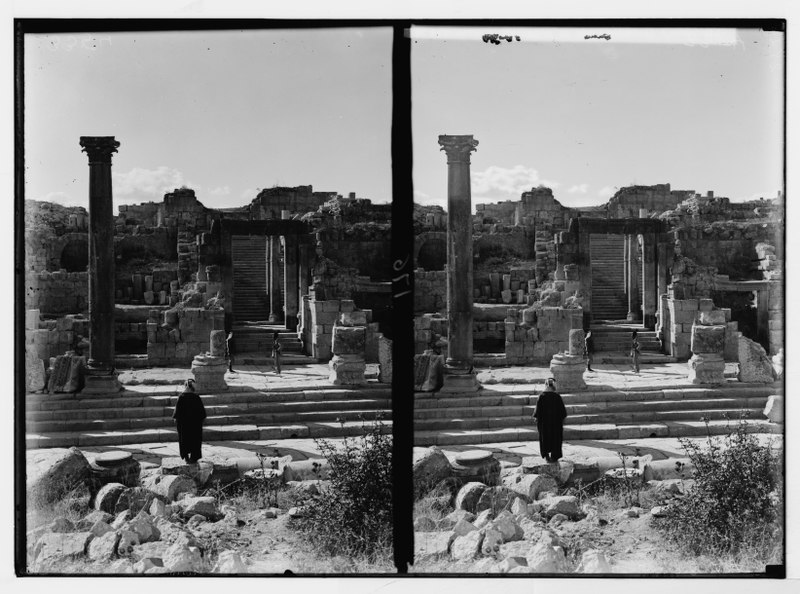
656,417 -> 782,560
295,419 -> 393,563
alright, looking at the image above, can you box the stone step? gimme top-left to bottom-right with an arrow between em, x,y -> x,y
27,406 -> 392,433
27,396 -> 391,423
413,406 -> 767,432
413,418 -> 782,446
27,419 -> 393,449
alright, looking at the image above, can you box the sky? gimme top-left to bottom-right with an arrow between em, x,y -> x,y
411,26 -> 784,209
24,27 -> 393,209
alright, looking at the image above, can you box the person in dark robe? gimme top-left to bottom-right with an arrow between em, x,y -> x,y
272,332 -> 282,375
533,378 -> 567,463
173,379 -> 207,463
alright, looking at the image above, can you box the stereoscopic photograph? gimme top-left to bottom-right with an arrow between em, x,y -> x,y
409,25 -> 785,575
19,24 -> 396,575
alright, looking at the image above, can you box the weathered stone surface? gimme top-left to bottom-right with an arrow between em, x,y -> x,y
517,517 -> 544,541
34,531 -> 93,564
49,517 -> 74,533
451,529 -> 484,561
688,353 -> 725,385
525,536 -> 569,573
549,352 -> 586,391
133,557 -> 164,574
481,528 -> 504,556
115,487 -> 156,515
699,310 -> 726,325
328,354 -> 367,385
162,543 -> 204,572
75,510 -> 114,530
209,330 -> 227,356
112,509 -> 131,529
444,509 -> 476,525
454,482 -> 488,513
191,354 -> 229,392
87,530 -> 120,561
125,511 -> 160,544
691,324 -> 725,354
502,471 -> 557,501
331,325 -> 366,355
497,557 -> 527,573
160,458 -> 214,487
95,482 -> 127,513
415,532 -> 451,562
451,518 -> 478,537
568,329 -> 584,356
89,520 -> 114,538
576,549 -> 611,573
539,495 -> 582,520
764,394 -> 784,423
772,348 -> 784,379
473,508 -> 494,529
116,530 -> 141,557
26,351 -> 47,392
30,447 -> 91,505
737,335 -> 775,383
149,498 -> 167,518
521,458 -> 574,484
378,335 -> 392,383
489,511 -> 523,542
143,473 -> 197,502
475,486 -> 517,514
511,497 -> 529,518
178,496 -> 219,520
339,311 -> 368,327
213,550 -> 247,573
413,447 -> 453,498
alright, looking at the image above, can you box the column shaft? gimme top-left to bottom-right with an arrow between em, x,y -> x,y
268,235 -> 282,323
283,236 -> 299,330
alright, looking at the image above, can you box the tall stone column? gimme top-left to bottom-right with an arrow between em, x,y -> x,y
283,236 -> 299,331
267,235 -> 282,323
627,234 -> 641,321
438,134 -> 480,393
298,243 -> 310,301
642,234 -> 657,329
80,136 -> 121,394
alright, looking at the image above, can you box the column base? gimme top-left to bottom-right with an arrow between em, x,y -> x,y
439,366 -> 481,394
82,373 -> 122,395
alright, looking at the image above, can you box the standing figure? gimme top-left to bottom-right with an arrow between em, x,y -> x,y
226,331 -> 236,373
272,331 -> 282,375
173,379 -> 207,463
584,330 -> 595,372
631,330 -> 641,373
533,378 -> 568,463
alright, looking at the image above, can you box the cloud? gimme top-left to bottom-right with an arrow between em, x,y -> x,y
208,186 -> 231,197
567,184 -> 589,194
113,166 -> 191,198
36,191 -> 76,205
597,186 -> 617,199
414,189 -> 431,202
240,188 -> 259,201
472,165 -> 559,200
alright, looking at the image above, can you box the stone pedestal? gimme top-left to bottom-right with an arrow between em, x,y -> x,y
329,354 -> 367,386
329,319 -> 367,385
451,450 -> 500,486
191,354 -> 229,392
688,353 -> 725,385
549,353 -> 587,391
440,365 -> 480,393
82,373 -> 122,395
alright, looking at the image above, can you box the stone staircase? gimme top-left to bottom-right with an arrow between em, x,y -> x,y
232,323 -> 304,356
231,235 -> 268,322
590,234 -> 627,320
26,384 -> 392,449
414,383 -> 781,446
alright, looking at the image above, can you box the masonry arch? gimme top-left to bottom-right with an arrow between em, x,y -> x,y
59,237 -> 89,272
414,231 -> 447,271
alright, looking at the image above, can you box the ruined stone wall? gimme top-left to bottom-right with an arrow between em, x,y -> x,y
115,228 -> 177,264
304,298 -> 379,361
504,306 -> 583,364
475,201 -> 518,224
606,184 -> 694,219
250,186 -> 333,219
146,307 -> 225,365
115,268 -> 179,305
472,267 -> 536,305
25,312 -> 89,365
25,271 -> 89,314
117,202 -> 160,227
326,228 -> 392,281
473,228 -> 533,261
414,270 -> 446,313
661,298 -> 737,361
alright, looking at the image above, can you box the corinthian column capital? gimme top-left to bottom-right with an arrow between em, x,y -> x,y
438,135 -> 479,164
79,136 -> 120,164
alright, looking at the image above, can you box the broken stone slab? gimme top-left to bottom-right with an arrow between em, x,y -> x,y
698,310 -> 726,325
177,495 -> 219,520
538,495 -> 582,520
76,510 -> 114,531
115,487 -> 158,516
525,536 -> 570,573
124,510 -> 161,544
575,549 -> 611,573
34,531 -> 94,566
377,334 -> 393,384
475,486 -> 517,515
764,394 -> 784,423
450,529 -> 484,561
161,542 -> 204,573
452,483 -> 489,515
159,458 -> 214,488
737,334 -> 775,383
328,353 -> 367,385
87,531 -> 120,562
521,457 -> 574,485
213,550 -> 248,574
95,483 -> 128,514
29,447 -> 92,505
502,470 -> 558,501
415,532 -> 452,562
413,446 -> 453,499
26,351 -> 47,392
143,473 -> 197,502
331,325 -> 366,354
489,511 -> 523,543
